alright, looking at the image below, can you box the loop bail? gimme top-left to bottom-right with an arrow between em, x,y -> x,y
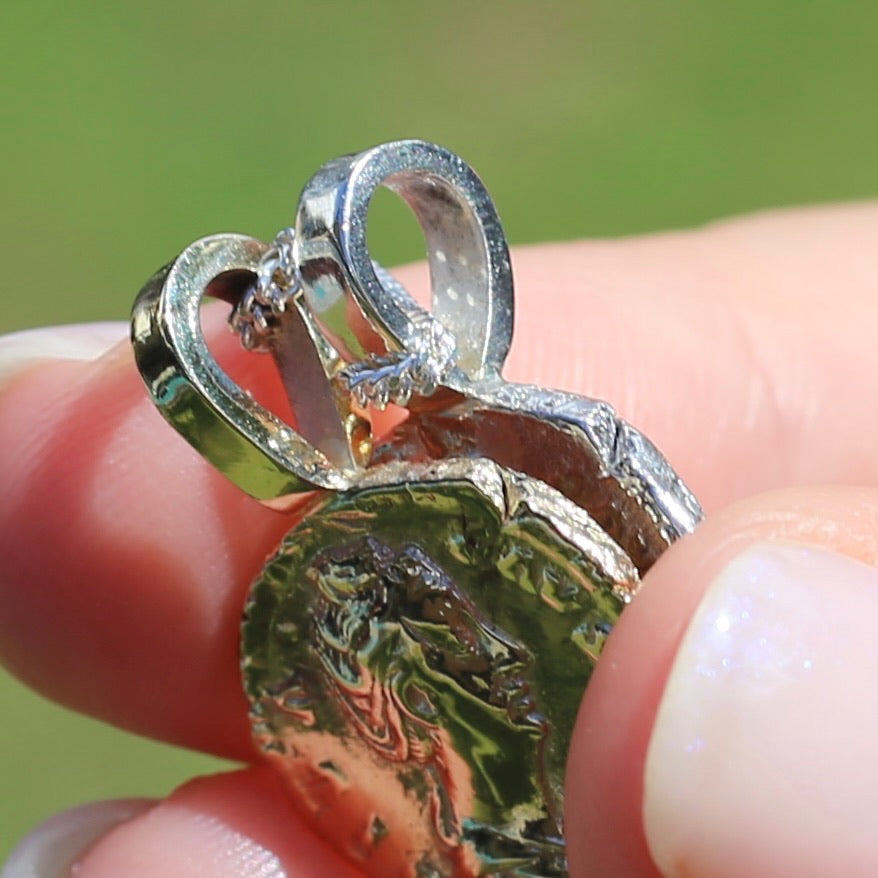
131,234 -> 356,506
295,140 -> 514,387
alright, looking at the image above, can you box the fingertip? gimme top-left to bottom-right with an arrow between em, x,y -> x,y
73,768 -> 363,878
0,305 -> 293,759
644,542 -> 878,878
0,322 -> 128,393
1,799 -> 155,878
565,486 -> 878,878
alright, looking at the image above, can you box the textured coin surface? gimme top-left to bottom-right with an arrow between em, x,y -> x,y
242,459 -> 638,877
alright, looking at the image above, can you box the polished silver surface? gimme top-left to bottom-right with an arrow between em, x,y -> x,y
228,226 -> 299,351
379,387 -> 701,575
295,139 -> 514,389
132,139 -> 704,878
131,234 -> 364,503
294,141 -> 702,552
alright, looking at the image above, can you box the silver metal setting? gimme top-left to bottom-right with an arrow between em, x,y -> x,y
228,227 -> 300,351
295,140 -> 514,387
131,139 -> 704,878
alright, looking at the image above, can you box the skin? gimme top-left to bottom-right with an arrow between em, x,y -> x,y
1,202 -> 877,876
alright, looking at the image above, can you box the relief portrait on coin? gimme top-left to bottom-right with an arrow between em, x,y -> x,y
242,464 -> 632,876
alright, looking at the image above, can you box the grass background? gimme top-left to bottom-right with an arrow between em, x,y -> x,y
1,0 -> 877,861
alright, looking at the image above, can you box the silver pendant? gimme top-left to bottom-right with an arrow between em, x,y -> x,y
132,140 -> 701,877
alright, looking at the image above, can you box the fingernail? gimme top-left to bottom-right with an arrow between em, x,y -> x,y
1,799 -> 155,878
643,542 -> 878,878
0,323 -> 126,390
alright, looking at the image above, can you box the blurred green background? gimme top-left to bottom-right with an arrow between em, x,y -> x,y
1,0 -> 877,860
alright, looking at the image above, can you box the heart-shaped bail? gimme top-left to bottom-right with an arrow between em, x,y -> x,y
294,140 -> 514,397
131,233 -> 362,507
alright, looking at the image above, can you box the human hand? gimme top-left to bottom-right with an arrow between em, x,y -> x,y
2,203 -> 877,877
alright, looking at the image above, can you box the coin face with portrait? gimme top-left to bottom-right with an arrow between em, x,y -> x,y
242,459 -> 637,877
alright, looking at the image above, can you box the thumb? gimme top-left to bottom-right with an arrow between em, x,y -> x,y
566,486 -> 878,878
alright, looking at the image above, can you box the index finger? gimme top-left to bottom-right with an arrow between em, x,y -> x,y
1,202 -> 876,758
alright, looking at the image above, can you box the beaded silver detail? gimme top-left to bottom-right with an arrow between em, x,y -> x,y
228,227 -> 299,351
